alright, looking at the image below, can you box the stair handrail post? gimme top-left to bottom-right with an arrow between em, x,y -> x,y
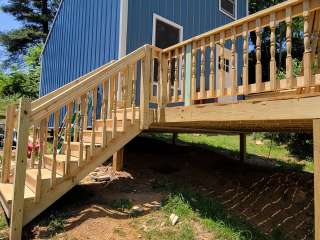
158,51 -> 168,122
140,45 -> 152,129
10,98 -> 31,240
1,104 -> 16,183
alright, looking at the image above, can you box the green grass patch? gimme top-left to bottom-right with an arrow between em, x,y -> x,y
149,133 -> 314,173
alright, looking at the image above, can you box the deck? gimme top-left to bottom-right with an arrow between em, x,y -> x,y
0,0 -> 320,239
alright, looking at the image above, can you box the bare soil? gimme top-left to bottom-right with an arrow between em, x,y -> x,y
22,136 -> 314,240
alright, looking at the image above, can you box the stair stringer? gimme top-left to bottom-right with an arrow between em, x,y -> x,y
22,123 -> 142,226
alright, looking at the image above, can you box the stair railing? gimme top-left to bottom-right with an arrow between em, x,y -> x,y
4,44 -> 159,239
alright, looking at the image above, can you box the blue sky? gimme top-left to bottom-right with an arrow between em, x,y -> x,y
0,0 -> 21,61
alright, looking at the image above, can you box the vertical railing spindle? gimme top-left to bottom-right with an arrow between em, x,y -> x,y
243,23 -> 249,95
79,94 -> 86,164
303,0 -> 312,88
200,39 -> 206,99
191,42 -> 197,101
209,36 -> 215,98
51,111 -> 59,188
65,102 -> 72,175
102,80 -> 108,148
256,18 -> 262,92
112,76 -> 118,138
231,27 -> 237,96
219,32 -> 225,96
270,13 -> 277,90
174,48 -> 179,102
91,88 -> 97,156
286,7 -> 293,88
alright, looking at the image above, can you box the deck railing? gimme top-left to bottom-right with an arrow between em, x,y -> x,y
153,0 -> 320,107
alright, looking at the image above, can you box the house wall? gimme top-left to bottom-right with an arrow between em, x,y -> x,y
40,0 -> 120,97
126,0 -> 248,52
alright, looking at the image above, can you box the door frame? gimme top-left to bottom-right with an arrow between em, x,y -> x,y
152,14 -> 184,88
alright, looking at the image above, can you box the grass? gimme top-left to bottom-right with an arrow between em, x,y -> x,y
148,133 -> 314,173
135,180 -> 272,240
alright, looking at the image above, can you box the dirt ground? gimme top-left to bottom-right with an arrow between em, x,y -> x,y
22,136 -> 314,240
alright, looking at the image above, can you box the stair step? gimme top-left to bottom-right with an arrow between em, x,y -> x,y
0,183 -> 35,217
43,154 -> 79,176
83,130 -> 115,144
94,119 -> 133,131
25,168 -> 63,193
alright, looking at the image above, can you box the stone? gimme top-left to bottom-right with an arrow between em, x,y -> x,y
169,213 -> 179,225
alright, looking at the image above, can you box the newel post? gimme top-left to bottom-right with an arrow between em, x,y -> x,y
140,46 -> 152,129
10,98 -> 31,240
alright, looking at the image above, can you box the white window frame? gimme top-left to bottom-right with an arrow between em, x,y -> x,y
152,14 -> 184,89
219,0 -> 237,20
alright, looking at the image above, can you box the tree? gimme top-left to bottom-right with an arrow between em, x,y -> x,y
0,0 -> 60,62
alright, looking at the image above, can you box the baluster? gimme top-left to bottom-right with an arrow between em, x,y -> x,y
73,99 -> 79,142
286,7 -> 293,88
83,94 -> 88,130
108,78 -> 115,119
30,124 -> 37,169
256,18 -> 262,92
303,0 -> 312,87
1,104 -> 15,183
209,36 -> 215,97
219,32 -> 225,96
102,80 -> 108,148
122,69 -> 128,131
181,47 -> 185,100
167,51 -> 172,102
112,76 -> 118,138
43,117 -> 48,155
231,27 -> 237,96
35,119 -> 46,202
243,23 -> 249,95
159,53 -> 168,121
91,88 -> 97,156
131,64 -> 137,124
200,39 -> 206,99
79,94 -> 86,164
157,55 -> 162,104
191,42 -> 197,100
270,13 -> 277,90
51,111 -> 59,188
65,102 -> 72,176
174,48 -> 179,102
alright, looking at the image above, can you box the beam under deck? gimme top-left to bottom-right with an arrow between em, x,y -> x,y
151,94 -> 320,133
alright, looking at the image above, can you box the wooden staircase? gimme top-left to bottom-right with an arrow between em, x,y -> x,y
0,45 -> 155,239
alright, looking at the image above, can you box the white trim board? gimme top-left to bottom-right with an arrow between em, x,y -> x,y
118,0 -> 128,58
152,13 -> 183,46
219,0 -> 237,20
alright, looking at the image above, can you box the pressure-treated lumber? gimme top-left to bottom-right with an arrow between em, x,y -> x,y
1,105 -> 15,183
240,133 -> 246,162
313,119 -> 320,240
9,99 -> 31,240
113,148 -> 124,171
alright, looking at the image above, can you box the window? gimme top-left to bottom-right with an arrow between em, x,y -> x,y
219,0 -> 236,19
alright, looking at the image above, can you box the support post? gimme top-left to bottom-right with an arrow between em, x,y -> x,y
313,119 -> 320,240
140,46 -> 152,129
10,98 -> 31,240
113,148 -> 124,171
184,44 -> 192,106
240,133 -> 246,162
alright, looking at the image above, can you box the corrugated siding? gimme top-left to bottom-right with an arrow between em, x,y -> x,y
40,0 -> 120,96
126,0 -> 247,53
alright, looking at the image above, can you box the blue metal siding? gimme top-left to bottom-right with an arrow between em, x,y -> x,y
126,0 -> 247,53
40,0 -> 120,97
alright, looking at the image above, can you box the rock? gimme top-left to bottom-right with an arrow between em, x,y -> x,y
169,213 -> 179,225
294,189 -> 306,204
90,175 -> 110,182
255,140 -> 264,145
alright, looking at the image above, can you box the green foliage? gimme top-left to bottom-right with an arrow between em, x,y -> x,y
111,198 -> 133,211
276,58 -> 303,80
0,0 -> 61,61
0,44 -> 42,100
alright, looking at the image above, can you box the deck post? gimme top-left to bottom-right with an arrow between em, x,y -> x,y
313,119 -> 320,240
184,44 -> 192,106
158,52 -> 168,122
10,98 -> 31,240
240,133 -> 246,162
1,104 -> 16,183
113,147 -> 124,171
140,46 -> 152,129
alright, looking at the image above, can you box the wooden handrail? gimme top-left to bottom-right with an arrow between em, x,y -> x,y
30,45 -> 147,123
32,60 -> 115,109
163,0 -> 320,52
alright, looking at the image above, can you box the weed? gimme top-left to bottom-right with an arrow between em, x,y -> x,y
111,198 -> 133,211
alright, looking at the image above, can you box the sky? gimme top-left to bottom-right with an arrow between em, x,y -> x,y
0,0 -> 21,61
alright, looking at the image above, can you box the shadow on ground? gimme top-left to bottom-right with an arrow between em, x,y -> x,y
24,136 -> 314,240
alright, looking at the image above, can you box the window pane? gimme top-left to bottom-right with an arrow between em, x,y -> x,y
221,0 -> 234,17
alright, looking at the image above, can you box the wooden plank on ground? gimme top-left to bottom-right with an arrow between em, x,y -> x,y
113,148 -> 124,171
